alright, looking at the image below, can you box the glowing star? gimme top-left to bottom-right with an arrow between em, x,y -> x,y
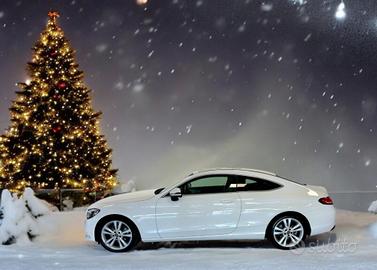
47,10 -> 60,23
136,0 -> 148,5
335,1 -> 346,20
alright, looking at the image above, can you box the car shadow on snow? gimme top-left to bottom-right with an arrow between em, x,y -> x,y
305,232 -> 337,247
136,239 -> 276,250
134,232 -> 337,251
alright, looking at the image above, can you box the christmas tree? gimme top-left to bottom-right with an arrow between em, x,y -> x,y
0,11 -> 117,193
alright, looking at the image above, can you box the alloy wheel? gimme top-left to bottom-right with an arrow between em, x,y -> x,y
100,220 -> 133,251
272,217 -> 304,248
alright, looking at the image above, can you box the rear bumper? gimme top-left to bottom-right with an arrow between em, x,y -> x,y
308,206 -> 336,236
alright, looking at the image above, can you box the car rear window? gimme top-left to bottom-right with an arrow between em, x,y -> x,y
235,177 -> 282,191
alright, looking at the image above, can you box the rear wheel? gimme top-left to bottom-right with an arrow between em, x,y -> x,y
99,219 -> 139,252
269,216 -> 306,249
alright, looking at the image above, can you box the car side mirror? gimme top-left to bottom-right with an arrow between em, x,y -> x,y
169,187 -> 182,201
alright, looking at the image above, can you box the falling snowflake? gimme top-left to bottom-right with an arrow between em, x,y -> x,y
186,125 -> 192,134
114,81 -> 124,90
208,56 -> 218,63
261,3 -> 273,12
289,0 -> 307,5
238,22 -> 246,32
95,44 -> 108,53
304,33 -> 312,42
133,83 -> 144,93
335,2 -> 346,20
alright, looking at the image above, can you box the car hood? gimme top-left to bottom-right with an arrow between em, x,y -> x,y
91,189 -> 156,207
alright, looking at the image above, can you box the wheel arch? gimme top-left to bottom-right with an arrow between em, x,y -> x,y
94,214 -> 141,243
265,211 -> 311,239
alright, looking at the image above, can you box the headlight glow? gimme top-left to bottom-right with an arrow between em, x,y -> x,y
86,208 -> 100,219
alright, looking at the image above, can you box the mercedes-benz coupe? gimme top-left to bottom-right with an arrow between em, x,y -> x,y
85,168 -> 335,252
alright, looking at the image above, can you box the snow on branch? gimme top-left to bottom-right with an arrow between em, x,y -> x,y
368,200 -> 377,214
0,188 -> 53,245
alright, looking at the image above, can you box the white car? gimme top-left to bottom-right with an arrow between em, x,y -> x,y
85,168 -> 335,252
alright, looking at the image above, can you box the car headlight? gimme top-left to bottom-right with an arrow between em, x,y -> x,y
86,208 -> 100,219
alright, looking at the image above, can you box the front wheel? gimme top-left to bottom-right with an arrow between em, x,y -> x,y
269,216 -> 306,249
99,219 -> 140,252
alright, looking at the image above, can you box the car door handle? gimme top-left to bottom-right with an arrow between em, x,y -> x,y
220,200 -> 234,204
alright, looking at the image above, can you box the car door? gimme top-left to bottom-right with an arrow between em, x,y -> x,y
155,174 -> 241,239
235,175 -> 284,236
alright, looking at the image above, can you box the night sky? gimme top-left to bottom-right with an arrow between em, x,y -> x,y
0,0 -> 376,199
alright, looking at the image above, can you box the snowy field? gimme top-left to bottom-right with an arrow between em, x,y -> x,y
0,209 -> 377,270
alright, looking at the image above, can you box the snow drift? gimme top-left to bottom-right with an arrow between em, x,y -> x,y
368,200 -> 377,214
0,188 -> 52,245
1,209 -> 377,270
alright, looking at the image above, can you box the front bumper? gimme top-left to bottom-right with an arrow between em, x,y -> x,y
85,217 -> 97,241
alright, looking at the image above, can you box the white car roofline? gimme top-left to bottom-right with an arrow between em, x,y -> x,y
187,168 -> 276,177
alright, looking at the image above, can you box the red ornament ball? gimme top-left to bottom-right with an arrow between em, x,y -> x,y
52,125 -> 62,133
57,81 -> 67,89
50,50 -> 58,57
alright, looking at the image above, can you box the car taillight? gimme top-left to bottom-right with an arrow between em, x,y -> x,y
319,196 -> 333,205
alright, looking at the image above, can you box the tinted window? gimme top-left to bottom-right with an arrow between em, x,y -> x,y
180,175 -> 234,195
236,177 -> 281,191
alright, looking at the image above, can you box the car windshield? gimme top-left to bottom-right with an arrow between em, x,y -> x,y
154,188 -> 165,195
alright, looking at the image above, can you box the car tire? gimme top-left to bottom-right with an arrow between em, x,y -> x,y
268,216 -> 306,250
98,217 -> 140,252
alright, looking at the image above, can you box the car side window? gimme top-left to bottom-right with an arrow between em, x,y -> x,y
180,175 -> 235,195
236,177 -> 281,191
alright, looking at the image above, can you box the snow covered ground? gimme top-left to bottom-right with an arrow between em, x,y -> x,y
0,209 -> 377,270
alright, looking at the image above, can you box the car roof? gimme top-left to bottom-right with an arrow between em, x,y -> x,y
187,168 -> 276,177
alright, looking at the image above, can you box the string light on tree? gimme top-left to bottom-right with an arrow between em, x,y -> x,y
0,11 -> 118,193
335,1 -> 346,20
